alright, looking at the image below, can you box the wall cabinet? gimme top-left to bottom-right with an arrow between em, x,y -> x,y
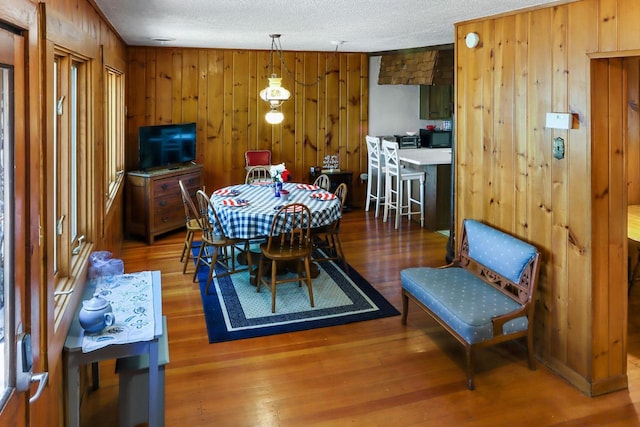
419,85 -> 453,119
125,164 -> 203,244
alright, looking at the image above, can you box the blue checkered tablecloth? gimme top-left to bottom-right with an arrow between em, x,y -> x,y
210,182 -> 342,239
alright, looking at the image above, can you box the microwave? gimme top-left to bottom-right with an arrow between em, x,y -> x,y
420,129 -> 452,148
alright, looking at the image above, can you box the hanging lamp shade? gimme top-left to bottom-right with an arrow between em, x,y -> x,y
265,108 -> 284,124
260,75 -> 291,108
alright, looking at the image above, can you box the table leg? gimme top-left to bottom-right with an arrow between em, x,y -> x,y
148,340 -> 159,426
66,364 -> 81,427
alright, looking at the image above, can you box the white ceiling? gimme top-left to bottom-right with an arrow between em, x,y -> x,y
94,0 -> 562,53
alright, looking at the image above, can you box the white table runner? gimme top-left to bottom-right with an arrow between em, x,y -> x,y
82,271 -> 155,352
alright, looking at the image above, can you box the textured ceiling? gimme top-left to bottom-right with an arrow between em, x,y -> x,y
94,0 -> 564,53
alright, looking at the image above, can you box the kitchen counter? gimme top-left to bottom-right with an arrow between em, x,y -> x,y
398,148 -> 452,231
398,148 -> 452,166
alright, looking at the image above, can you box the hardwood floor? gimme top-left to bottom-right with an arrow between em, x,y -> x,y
83,209 -> 640,426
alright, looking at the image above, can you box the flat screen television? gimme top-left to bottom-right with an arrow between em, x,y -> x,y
138,122 -> 197,170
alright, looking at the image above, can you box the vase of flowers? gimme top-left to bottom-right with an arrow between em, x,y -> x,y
270,163 -> 290,197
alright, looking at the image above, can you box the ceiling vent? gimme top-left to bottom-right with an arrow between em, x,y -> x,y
378,49 -> 453,85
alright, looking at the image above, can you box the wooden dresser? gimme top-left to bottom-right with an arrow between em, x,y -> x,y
125,164 -> 203,244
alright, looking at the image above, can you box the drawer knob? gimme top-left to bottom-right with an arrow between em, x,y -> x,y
159,200 -> 167,207
161,184 -> 168,190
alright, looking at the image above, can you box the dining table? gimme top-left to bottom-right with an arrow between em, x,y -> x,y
209,182 -> 343,282
209,181 -> 343,240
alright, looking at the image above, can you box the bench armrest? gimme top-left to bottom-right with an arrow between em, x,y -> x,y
491,304 -> 529,336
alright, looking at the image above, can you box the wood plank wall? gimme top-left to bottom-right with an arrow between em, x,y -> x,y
126,47 -> 369,202
455,0 -> 640,395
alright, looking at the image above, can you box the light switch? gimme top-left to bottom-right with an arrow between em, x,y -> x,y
546,113 -> 572,130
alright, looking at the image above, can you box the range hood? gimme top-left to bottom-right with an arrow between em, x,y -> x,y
378,48 -> 453,85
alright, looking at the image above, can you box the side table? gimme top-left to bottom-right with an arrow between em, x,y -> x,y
309,169 -> 353,210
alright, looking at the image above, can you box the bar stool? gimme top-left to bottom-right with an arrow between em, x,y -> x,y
381,139 -> 425,229
364,136 -> 386,217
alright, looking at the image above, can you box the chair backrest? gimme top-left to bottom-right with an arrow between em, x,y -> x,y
179,179 -> 201,223
266,203 -> 312,251
381,139 -> 400,177
245,166 -> 272,184
195,189 -> 224,241
245,150 -> 272,167
334,182 -> 348,210
365,136 -> 384,174
313,174 -> 331,190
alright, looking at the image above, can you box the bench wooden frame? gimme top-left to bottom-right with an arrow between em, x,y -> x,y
401,219 -> 541,389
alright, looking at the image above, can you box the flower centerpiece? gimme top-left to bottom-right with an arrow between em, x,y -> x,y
269,163 -> 290,197
269,163 -> 290,183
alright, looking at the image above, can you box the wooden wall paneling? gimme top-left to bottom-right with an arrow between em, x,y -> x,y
491,16 -> 516,230
526,7 -> 556,374
626,58 -> 640,204
155,49 -> 171,124
232,50 -> 250,177
221,49 -> 234,187
617,0 -> 640,51
324,53 -> 340,172
591,58 -> 614,386
598,0 -> 618,52
566,0 -> 597,387
205,49 -> 224,189
337,54 -> 348,177
196,48 -> 208,184
125,48 -> 144,171
171,49 -> 183,124
480,20 -> 495,222
181,48 -> 199,123
605,58 -> 627,384
347,54 -> 365,189
303,52 -> 320,176
549,4 -> 570,370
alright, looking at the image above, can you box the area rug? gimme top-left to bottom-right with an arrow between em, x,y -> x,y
192,245 -> 399,343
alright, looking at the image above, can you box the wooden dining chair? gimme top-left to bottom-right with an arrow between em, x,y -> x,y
256,203 -> 314,313
312,183 -> 348,272
245,165 -> 272,184
178,180 -> 204,274
192,190 -> 252,294
313,173 -> 331,191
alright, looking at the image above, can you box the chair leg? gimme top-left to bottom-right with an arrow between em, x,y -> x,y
365,169 -> 372,212
395,179 -> 402,229
383,174 -> 391,223
256,254 -> 264,293
192,243 -> 206,283
526,332 -> 537,371
466,346 -> 475,390
271,260 -> 278,313
182,231 -> 195,274
400,291 -> 409,325
304,257 -> 314,308
205,249 -> 219,295
419,177 -> 425,227
375,173 -> 383,218
180,229 -> 193,263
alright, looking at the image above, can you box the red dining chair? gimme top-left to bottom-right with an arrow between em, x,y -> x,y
245,150 -> 272,169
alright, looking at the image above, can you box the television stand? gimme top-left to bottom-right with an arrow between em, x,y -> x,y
125,164 -> 203,244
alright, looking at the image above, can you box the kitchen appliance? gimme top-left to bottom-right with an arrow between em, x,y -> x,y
419,129 -> 452,148
393,134 -> 420,149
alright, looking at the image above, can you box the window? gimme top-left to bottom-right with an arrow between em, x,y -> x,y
104,67 -> 124,209
52,51 -> 92,327
0,63 -> 12,408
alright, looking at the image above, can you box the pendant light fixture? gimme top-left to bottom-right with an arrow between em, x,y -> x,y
260,34 -> 290,124
260,34 -> 343,124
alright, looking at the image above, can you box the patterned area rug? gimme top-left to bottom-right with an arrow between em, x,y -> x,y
193,246 -> 399,343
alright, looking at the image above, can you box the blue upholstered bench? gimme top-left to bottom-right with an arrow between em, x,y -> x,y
401,219 -> 541,390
